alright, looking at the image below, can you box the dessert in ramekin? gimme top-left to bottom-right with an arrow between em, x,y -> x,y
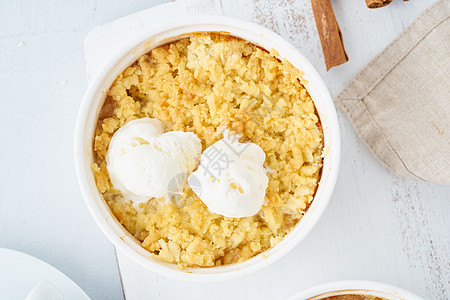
75,16 -> 340,280
286,281 -> 424,300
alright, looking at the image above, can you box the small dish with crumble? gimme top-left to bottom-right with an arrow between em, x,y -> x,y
286,281 -> 424,300
75,16 -> 340,280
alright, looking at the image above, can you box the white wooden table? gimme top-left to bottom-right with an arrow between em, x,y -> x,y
1,0 -> 448,299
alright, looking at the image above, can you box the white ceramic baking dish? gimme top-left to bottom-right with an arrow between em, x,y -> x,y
75,15 -> 340,281
286,280 -> 424,300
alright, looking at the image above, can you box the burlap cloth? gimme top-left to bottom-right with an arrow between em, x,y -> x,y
335,0 -> 449,184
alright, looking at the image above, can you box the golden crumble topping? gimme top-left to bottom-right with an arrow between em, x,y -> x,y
91,33 -> 323,268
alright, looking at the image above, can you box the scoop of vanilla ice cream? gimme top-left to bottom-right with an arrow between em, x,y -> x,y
188,134 -> 268,218
106,118 -> 202,206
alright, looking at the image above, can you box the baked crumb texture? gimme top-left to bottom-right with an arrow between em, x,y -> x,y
91,33 -> 323,269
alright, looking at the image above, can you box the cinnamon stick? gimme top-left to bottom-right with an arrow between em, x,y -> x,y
311,0 -> 348,71
365,0 -> 393,9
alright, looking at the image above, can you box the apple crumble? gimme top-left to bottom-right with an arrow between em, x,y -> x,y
91,33 -> 323,268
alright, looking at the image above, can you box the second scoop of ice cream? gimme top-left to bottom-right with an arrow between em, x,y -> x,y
106,118 -> 202,206
188,134 -> 269,218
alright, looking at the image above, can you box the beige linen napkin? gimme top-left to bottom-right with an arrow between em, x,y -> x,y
335,0 -> 450,184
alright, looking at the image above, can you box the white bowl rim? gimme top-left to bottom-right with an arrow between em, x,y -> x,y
285,280 -> 425,300
74,15 -> 341,281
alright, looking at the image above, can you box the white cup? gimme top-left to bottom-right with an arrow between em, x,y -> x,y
74,15 -> 341,281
